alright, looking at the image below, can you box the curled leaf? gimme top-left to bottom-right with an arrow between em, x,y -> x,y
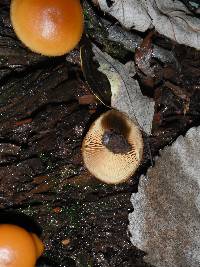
95,0 -> 200,50
92,45 -> 155,135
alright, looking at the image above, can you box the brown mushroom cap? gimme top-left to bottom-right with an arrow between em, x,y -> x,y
82,110 -> 143,184
10,0 -> 84,56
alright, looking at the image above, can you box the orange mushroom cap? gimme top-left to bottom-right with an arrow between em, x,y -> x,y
0,224 -> 44,267
82,110 -> 143,184
10,0 -> 84,56
30,233 -> 44,259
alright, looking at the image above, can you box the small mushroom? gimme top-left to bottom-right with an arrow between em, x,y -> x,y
82,110 -> 143,184
10,0 -> 84,56
0,224 -> 44,267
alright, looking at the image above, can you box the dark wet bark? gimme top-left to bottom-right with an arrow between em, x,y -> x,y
0,1 -> 200,267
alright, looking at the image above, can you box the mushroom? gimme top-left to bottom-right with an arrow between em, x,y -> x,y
10,0 -> 84,56
0,224 -> 44,267
82,110 -> 143,184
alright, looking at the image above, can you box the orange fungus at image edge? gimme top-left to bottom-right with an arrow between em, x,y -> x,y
0,224 -> 44,267
10,0 -> 84,56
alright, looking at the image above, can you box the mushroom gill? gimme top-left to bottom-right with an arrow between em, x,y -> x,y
82,110 -> 143,184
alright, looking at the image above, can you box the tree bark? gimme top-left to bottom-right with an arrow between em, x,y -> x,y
0,1 -> 200,267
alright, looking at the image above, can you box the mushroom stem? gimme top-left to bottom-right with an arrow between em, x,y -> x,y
102,129 -> 132,154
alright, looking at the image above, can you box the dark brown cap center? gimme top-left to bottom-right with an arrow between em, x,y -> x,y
102,129 -> 132,154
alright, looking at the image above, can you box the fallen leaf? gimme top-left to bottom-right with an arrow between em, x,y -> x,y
95,0 -> 151,31
95,0 -> 200,50
102,18 -> 176,64
147,0 -> 200,50
129,126 -> 200,267
92,44 -> 155,135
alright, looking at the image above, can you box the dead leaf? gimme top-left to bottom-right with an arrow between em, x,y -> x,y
129,126 -> 200,267
102,18 -> 176,64
96,0 -> 200,50
92,44 -> 155,135
147,0 -> 200,50
94,0 -> 151,31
